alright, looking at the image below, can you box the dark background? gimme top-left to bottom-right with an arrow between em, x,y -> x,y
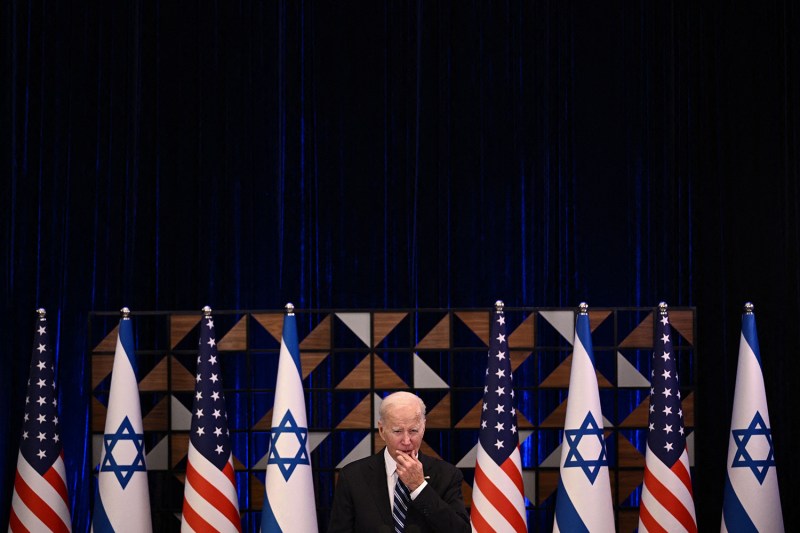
2,1 -> 798,531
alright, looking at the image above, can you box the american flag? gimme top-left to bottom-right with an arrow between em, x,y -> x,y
181,307 -> 241,532
9,309 -> 71,533
638,303 -> 697,532
470,302 -> 527,532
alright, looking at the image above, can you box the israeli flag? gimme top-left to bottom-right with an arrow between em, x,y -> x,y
92,311 -> 152,532
261,305 -> 318,532
553,305 -> 615,533
722,305 -> 784,532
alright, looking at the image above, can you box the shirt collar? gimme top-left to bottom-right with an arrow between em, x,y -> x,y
383,447 -> 398,478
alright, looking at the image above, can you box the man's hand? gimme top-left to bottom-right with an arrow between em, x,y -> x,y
395,451 -> 425,491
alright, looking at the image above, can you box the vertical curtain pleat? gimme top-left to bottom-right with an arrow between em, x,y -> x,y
2,1 -> 800,530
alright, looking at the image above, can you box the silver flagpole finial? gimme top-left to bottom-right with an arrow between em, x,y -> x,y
285,302 -> 295,315
495,300 -> 504,313
578,302 -> 588,315
121,307 -> 131,319
744,302 -> 754,314
202,305 -> 212,316
36,308 -> 46,319
658,301 -> 668,315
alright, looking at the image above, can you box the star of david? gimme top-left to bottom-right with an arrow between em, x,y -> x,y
731,411 -> 776,484
563,412 -> 608,484
268,410 -> 310,481
100,416 -> 146,489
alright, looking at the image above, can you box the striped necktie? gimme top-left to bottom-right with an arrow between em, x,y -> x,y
392,476 -> 411,533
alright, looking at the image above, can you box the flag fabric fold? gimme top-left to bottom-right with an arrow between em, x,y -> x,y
92,309 -> 152,533
470,302 -> 527,533
181,308 -> 241,532
261,306 -> 318,533
721,304 -> 784,532
10,309 -> 72,533
638,304 -> 697,533
553,304 -> 614,533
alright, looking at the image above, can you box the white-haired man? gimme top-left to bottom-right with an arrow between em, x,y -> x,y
328,391 -> 470,532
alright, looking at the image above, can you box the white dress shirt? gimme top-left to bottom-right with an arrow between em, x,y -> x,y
383,448 -> 428,512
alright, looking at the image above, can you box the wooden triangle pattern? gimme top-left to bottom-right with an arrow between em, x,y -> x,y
171,433 -> 190,468
253,408 -> 272,431
539,354 -> 613,388
670,310 -> 694,345
139,355 -> 168,391
509,313 -> 535,348
168,355 -> 199,392
682,392 -> 695,426
92,355 -> 114,388
619,313 -> 654,348
462,480 -> 473,508
617,433 -> 645,467
337,355 -> 371,389
416,315 -> 450,349
301,351 -> 329,379
92,398 -> 107,432
232,453 -> 246,471
251,313 -> 284,343
618,469 -> 645,505
426,393 -> 450,428
537,470 -> 560,505
619,397 -> 651,427
589,310 -> 613,331
455,399 -> 484,428
619,508 -> 643,533
93,325 -> 119,352
455,311 -> 490,346
300,314 -> 331,350
143,395 -> 169,431
170,314 -> 201,348
337,394 -> 372,429
516,407 -> 535,429
250,474 -> 265,509
372,312 -> 408,347
419,440 -> 442,460
510,351 -> 532,372
539,400 -> 568,428
336,312 -> 371,347
218,315 -> 247,351
373,355 -> 408,389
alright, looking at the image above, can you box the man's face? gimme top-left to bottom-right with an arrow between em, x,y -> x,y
378,400 -> 426,459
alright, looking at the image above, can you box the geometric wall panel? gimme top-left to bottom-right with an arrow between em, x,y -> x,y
89,306 -> 696,532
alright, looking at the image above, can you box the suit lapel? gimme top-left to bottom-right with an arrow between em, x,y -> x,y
365,450 -> 393,524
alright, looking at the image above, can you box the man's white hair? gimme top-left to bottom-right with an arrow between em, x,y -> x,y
379,391 -> 427,422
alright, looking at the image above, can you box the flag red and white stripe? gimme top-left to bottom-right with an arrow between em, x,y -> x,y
639,448 -> 696,532
470,303 -> 527,532
10,452 -> 71,532
180,308 -> 241,533
10,309 -> 71,533
638,304 -> 696,533
182,444 -> 241,532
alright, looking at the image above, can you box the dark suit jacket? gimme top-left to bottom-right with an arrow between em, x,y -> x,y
327,449 -> 471,533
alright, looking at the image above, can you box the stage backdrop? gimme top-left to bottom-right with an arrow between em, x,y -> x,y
89,306 -> 695,532
2,1 -> 799,531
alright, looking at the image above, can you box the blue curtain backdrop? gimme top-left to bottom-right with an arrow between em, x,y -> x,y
2,1 -> 798,531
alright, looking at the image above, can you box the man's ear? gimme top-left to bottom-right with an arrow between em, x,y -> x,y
377,422 -> 385,442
